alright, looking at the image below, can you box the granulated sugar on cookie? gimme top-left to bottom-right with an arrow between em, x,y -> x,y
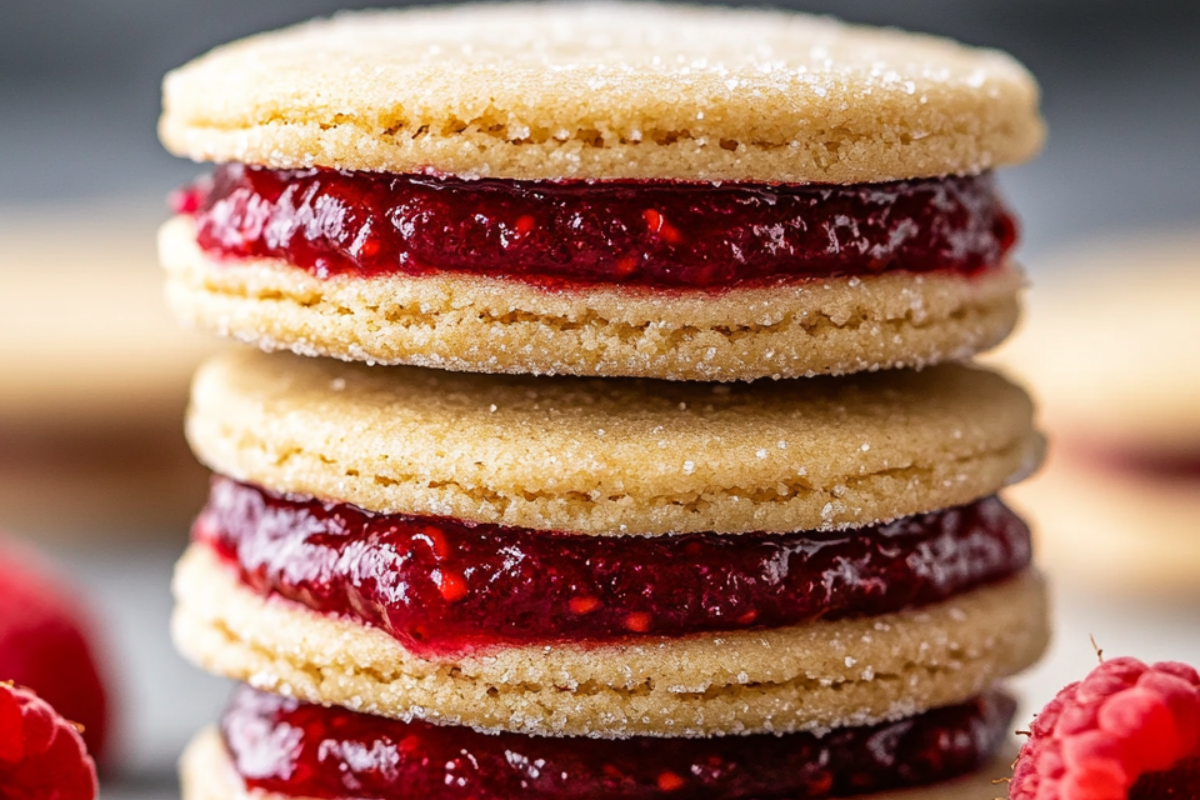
159,2 -> 1043,380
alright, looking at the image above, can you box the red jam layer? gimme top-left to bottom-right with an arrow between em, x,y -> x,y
177,165 -> 1016,289
196,477 -> 1031,659
223,685 -> 1015,800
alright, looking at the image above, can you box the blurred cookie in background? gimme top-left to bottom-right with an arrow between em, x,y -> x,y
989,232 -> 1200,594
0,205 -> 221,540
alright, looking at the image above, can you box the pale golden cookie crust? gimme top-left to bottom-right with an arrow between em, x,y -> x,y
187,348 -> 1042,536
161,216 -> 1023,382
160,3 -> 1043,183
173,543 -> 1049,738
182,725 -> 1020,800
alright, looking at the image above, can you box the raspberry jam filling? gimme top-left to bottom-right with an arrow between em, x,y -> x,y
176,165 -> 1016,289
223,686 -> 1014,800
196,477 -> 1031,658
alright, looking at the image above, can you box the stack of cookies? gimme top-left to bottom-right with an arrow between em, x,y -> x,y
160,5 -> 1049,798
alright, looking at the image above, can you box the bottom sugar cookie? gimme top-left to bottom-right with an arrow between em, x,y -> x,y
162,214 -> 1022,382
173,542 -> 1048,738
181,686 -> 1021,800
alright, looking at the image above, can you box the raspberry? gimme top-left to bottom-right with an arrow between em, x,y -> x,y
0,544 -> 111,765
0,683 -> 98,800
1011,656 -> 1200,800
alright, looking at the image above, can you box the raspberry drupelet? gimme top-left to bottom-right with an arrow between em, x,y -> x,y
1011,656 -> 1200,800
0,682 -> 98,800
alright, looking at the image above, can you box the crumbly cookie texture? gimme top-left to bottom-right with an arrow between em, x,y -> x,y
173,544 -> 1048,738
986,233 -> 1200,457
187,348 -> 1042,536
159,3 -> 1043,183
161,216 -> 1022,382
182,725 -> 1021,800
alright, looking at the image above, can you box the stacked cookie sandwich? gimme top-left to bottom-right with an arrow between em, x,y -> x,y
161,5 -> 1049,798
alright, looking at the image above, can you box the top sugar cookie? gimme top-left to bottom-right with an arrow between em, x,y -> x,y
160,2 -> 1043,183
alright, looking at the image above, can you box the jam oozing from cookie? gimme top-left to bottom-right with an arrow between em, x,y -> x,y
197,477 -> 1031,658
177,165 -> 1016,289
222,685 -> 1014,800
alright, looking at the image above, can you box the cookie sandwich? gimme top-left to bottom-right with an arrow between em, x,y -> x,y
173,349 -> 1048,798
159,5 -> 1050,799
158,3 -> 1043,381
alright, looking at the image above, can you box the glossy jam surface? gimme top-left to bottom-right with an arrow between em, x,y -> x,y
178,165 -> 1016,289
197,477 -> 1031,658
223,686 -> 1014,800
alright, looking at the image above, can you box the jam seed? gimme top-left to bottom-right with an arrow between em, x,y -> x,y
657,770 -> 686,791
435,570 -> 469,602
736,609 -> 759,625
515,215 -> 536,236
625,612 -> 653,633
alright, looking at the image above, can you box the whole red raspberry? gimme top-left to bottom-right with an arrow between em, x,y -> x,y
0,682 -> 98,800
0,543 -> 111,764
1011,656 -> 1200,799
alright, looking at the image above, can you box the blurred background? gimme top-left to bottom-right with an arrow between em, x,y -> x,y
0,1 -> 1197,797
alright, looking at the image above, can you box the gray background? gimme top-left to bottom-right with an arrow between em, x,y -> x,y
2,1 -> 1199,798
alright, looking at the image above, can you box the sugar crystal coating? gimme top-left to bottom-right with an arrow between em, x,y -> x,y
185,349 -> 1042,536
160,3 -> 1044,183
163,215 -> 1024,381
